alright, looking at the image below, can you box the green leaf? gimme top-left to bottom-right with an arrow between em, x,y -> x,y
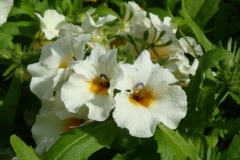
0,76 -> 22,135
199,48 -> 234,72
10,135 -> 40,160
8,3 -> 38,20
155,125 -> 201,160
183,0 -> 220,28
0,33 -> 13,50
166,0 -> 179,13
183,0 -> 204,18
94,7 -> 121,20
180,0 -> 214,51
112,138 -> 159,160
229,91 -> 240,104
2,63 -> 19,77
34,0 -> 49,15
0,21 -> 38,38
194,0 -> 221,28
43,120 -> 120,160
221,135 -> 240,159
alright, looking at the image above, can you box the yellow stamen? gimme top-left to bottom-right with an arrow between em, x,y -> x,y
89,78 -> 110,95
128,89 -> 154,108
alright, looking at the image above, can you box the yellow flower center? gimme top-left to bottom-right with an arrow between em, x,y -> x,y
63,118 -> 85,132
58,57 -> 76,70
128,83 -> 154,108
89,74 -> 110,95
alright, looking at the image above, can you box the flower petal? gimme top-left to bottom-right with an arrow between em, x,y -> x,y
113,93 -> 158,138
61,74 -> 94,112
149,81 -> 187,129
0,0 -> 13,26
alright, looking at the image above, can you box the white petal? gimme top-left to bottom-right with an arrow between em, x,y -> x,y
27,62 -> 56,78
81,13 -> 116,32
113,93 -> 158,138
179,36 -> 203,56
86,95 -> 115,121
36,9 -> 67,40
53,91 -> 89,120
149,81 -> 187,129
32,111 -> 62,156
0,0 -> 13,26
61,74 -> 94,112
30,77 -> 54,100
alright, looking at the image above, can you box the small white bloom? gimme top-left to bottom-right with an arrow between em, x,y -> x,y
0,0 -> 13,26
113,50 -> 187,138
61,45 -> 119,121
150,13 -> 177,33
81,13 -> 117,50
32,96 -> 89,156
35,9 -> 67,40
179,36 -> 203,57
27,34 -> 90,100
118,2 -> 151,33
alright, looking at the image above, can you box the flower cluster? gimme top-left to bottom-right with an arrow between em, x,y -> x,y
27,1 -> 204,156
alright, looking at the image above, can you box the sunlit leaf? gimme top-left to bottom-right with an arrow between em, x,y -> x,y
199,48 -> 234,72
43,120 -> 120,160
10,135 -> 40,160
181,0 -> 214,51
155,125 -> 201,160
0,33 -> 12,50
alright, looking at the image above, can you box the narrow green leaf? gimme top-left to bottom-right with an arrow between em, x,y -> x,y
94,7 -> 120,20
3,63 -> 19,77
199,48 -> 234,72
181,0 -> 214,51
43,120 -> 120,160
0,76 -> 22,133
155,125 -> 201,160
183,0 -> 204,18
221,135 -> 240,159
194,0 -> 221,28
8,3 -> 38,20
229,91 -> 240,104
0,33 -> 13,50
166,0 -> 179,13
112,138 -> 159,160
0,21 -> 38,38
10,135 -> 39,160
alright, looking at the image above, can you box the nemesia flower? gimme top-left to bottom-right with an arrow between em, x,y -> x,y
0,0 -> 13,26
27,33 -> 91,100
32,95 -> 89,156
35,9 -> 67,40
61,45 -> 119,121
113,50 -> 187,138
117,2 -> 151,33
122,14 -> 203,85
81,13 -> 117,50
150,13 -> 177,33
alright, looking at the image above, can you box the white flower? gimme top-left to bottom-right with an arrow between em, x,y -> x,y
81,12 -> 117,50
150,13 -> 177,33
118,2 -> 151,33
35,9 -> 67,40
113,50 -> 187,138
32,95 -> 89,156
61,45 -> 119,121
0,0 -> 13,26
27,34 -> 90,100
